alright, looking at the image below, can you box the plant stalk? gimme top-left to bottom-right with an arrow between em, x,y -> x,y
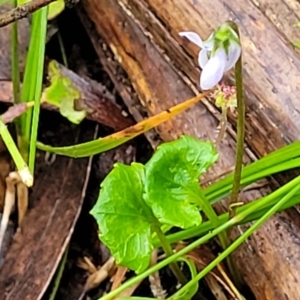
101,175 -> 300,300
228,21 -> 245,218
153,225 -> 187,285
224,21 -> 246,287
171,177 -> 300,299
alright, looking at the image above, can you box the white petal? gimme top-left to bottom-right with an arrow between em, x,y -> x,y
224,42 -> 241,71
200,48 -> 226,90
179,31 -> 204,48
203,33 -> 214,51
198,49 -> 209,69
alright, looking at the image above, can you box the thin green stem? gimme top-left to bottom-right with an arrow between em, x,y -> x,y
20,5 -> 48,168
100,218 -> 237,300
171,176 -> 300,298
206,141 -> 300,203
28,7 -> 48,173
57,29 -> 68,68
158,192 -> 300,246
222,21 -> 245,286
100,173 -> 300,300
0,118 -> 33,187
48,245 -> 69,300
228,22 -> 245,218
164,172 -> 300,245
102,172 -> 300,300
199,189 -> 241,285
196,190 -> 230,256
153,225 -> 187,284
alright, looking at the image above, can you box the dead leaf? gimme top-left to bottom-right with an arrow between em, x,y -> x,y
84,256 -> 116,293
0,125 -> 96,300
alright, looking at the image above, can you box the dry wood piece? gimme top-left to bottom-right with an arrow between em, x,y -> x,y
0,16 -> 132,131
81,0 -> 300,298
76,9 -> 162,149
0,5 -> 29,80
46,61 -> 134,130
1,103 -> 28,124
0,63 -> 133,131
0,0 -> 56,28
0,125 -> 95,300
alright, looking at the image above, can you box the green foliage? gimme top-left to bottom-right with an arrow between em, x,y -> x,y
293,41 -> 300,49
48,0 -> 65,20
17,0 -> 65,19
145,136 -> 218,228
36,94 -> 207,157
42,61 -> 86,124
91,136 -> 217,273
293,21 -> 300,49
18,6 -> 48,173
91,163 -> 156,273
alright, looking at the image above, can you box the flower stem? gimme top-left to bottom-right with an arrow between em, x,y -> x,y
224,21 -> 246,287
0,118 -> 33,187
228,21 -> 245,218
153,224 -> 187,285
171,178 -> 300,299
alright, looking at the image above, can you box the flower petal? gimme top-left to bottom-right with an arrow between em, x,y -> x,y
224,42 -> 241,71
200,48 -> 226,90
179,31 -> 204,48
203,33 -> 214,51
198,49 -> 209,69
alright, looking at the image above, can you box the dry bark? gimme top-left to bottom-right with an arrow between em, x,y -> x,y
0,5 -> 29,80
45,61 -> 134,130
80,0 -> 300,298
0,0 -> 56,28
0,124 -> 95,300
0,63 -> 133,131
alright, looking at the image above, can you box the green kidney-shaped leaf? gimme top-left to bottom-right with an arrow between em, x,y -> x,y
90,163 -> 156,273
144,135 -> 218,228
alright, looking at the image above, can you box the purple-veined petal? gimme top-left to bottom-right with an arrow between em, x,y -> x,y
200,48 -> 226,90
224,42 -> 241,71
179,31 -> 204,48
198,49 -> 209,69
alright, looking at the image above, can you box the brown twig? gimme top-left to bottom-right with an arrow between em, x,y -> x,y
0,0 -> 56,28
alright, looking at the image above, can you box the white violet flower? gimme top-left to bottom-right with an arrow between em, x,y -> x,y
179,23 -> 241,90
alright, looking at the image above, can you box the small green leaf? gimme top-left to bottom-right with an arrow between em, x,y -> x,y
144,135 -> 218,228
17,0 -> 29,4
294,21 -> 300,27
90,163 -> 156,273
48,0 -> 65,20
42,61 -> 86,124
293,41 -> 300,49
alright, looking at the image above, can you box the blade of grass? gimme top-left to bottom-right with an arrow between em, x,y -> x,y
19,5 -> 48,173
100,175 -> 300,300
171,176 -> 300,298
0,118 -> 33,186
205,141 -> 300,202
158,167 -> 300,245
37,92 -> 210,157
48,245 -> 69,300
28,7 -> 48,172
